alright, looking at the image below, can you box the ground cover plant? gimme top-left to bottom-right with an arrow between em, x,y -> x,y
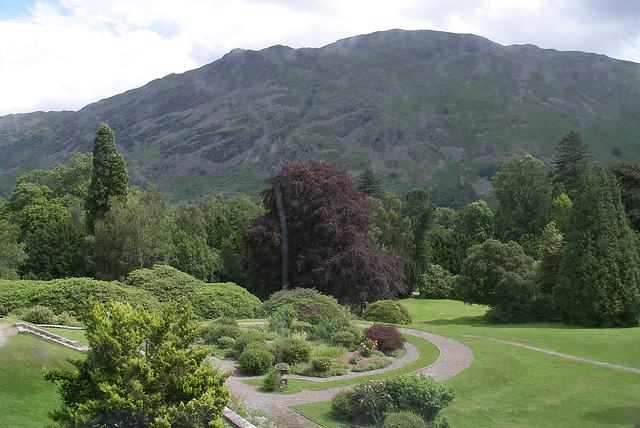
292,299 -> 640,427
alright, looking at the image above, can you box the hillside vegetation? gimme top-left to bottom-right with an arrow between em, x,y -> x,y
1,29 -> 639,201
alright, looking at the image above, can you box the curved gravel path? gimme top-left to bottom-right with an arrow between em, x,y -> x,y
214,328 -> 473,427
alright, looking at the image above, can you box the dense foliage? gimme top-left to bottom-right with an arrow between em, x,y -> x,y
362,300 -> 412,325
244,160 -> 406,305
331,375 -> 455,427
554,169 -> 640,326
43,301 -> 230,427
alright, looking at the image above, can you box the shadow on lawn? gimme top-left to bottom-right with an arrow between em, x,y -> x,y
417,316 -> 577,331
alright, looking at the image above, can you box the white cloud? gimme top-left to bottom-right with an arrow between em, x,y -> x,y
0,0 -> 638,115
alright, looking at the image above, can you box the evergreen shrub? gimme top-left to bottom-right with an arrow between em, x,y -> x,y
238,347 -> 275,375
383,411 -> 428,428
21,305 -> 55,324
232,330 -> 265,355
273,338 -> 312,365
362,300 -> 411,325
199,323 -> 241,345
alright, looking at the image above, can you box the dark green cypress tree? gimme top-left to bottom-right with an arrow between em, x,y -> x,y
85,124 -> 129,232
553,169 -> 640,327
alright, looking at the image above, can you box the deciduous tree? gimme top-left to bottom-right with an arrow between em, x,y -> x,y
493,154 -> 553,243
244,160 -> 405,304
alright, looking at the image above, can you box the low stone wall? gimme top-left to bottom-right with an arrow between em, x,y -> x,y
14,322 -> 85,351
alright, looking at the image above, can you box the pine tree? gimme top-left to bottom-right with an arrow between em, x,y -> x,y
553,169 -> 640,327
553,130 -> 592,198
356,167 -> 384,198
85,124 -> 129,232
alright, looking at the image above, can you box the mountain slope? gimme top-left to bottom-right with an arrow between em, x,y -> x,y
1,29 -> 639,201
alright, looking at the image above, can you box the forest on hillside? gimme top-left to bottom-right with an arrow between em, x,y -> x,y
1,124 -> 639,327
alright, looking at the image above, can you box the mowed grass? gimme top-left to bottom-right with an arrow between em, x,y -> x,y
294,299 -> 640,428
0,319 -> 80,427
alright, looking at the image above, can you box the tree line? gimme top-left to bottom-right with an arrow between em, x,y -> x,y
1,124 -> 639,326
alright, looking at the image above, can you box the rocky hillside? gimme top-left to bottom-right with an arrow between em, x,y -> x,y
1,29 -> 639,201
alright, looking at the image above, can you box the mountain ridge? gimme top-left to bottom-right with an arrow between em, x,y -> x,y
1,29 -> 639,202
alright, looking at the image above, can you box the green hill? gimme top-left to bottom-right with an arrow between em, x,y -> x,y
1,29 -> 639,201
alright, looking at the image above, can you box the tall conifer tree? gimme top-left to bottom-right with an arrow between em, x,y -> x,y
85,124 -> 129,232
553,169 -> 640,327
553,130 -> 592,198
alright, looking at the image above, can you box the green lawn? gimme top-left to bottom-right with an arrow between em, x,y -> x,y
294,299 -> 640,428
39,325 -> 89,347
0,319 -> 79,427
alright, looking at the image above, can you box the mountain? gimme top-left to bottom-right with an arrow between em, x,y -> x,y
1,29 -> 639,202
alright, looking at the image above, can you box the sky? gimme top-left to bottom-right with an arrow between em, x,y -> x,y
1,0 -> 639,116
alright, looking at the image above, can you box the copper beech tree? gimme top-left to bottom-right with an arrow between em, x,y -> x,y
244,160 -> 406,305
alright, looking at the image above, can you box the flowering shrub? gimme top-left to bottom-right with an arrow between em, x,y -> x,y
273,338 -> 312,365
358,380 -> 393,427
311,356 -> 333,372
364,324 -> 405,354
358,338 -> 378,357
351,355 -> 392,372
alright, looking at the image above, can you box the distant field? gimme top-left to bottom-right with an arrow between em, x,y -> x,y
294,299 -> 640,428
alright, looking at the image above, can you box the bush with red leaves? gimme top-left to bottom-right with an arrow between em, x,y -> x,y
363,324 -> 406,354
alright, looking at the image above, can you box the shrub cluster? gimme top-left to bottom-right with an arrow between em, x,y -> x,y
232,330 -> 266,355
238,345 -> 275,376
199,320 -> 241,346
331,375 -> 455,426
363,324 -> 406,354
258,288 -> 341,318
272,338 -> 312,365
190,283 -> 261,320
419,264 -> 455,299
362,300 -> 411,325
0,278 -> 161,318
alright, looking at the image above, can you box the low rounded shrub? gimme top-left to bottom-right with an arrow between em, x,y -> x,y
238,347 -> 275,375
311,356 -> 333,372
362,300 -> 411,325
383,411 -> 428,428
384,374 -> 456,422
125,264 -> 200,305
200,323 -> 241,345
273,338 -> 312,365
331,330 -> 357,349
330,390 -> 358,421
191,282 -> 261,320
232,330 -> 265,354
216,336 -> 235,349
21,305 -> 55,324
259,288 -> 342,318
363,324 -> 406,354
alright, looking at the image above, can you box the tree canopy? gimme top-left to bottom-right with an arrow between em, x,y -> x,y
44,300 -> 230,427
492,154 -> 553,243
85,124 -> 129,232
554,169 -> 640,327
553,130 -> 592,198
244,159 -> 406,305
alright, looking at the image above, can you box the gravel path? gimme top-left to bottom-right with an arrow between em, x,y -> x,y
215,327 -> 474,427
